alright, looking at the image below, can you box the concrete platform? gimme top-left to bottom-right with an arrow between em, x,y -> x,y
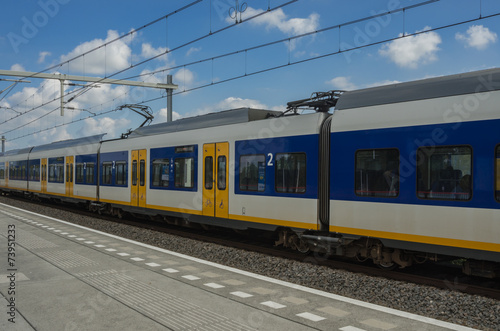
0,202 -> 478,331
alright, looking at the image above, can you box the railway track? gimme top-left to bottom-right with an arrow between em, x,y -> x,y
3,194 -> 500,301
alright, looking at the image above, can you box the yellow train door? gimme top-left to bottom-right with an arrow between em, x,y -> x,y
131,150 -> 147,207
65,156 -> 74,197
41,158 -> 47,193
202,142 -> 229,218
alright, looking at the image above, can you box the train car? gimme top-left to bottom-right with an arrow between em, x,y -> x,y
316,68 -> 500,277
28,135 -> 103,203
0,147 -> 32,193
96,108 -> 328,239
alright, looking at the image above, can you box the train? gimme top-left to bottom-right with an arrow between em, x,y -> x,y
1,68 -> 499,277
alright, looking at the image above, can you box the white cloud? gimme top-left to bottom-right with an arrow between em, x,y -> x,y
456,25 -> 498,50
10,64 -> 25,71
38,51 -> 51,64
379,27 -> 441,69
31,127 -> 72,145
80,116 -> 131,138
59,30 -> 133,75
141,43 -> 169,62
186,47 -> 201,57
242,7 -> 319,36
174,68 -> 195,90
67,84 -> 129,108
155,107 -> 182,122
326,77 -> 357,90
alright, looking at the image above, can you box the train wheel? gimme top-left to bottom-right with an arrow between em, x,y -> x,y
377,261 -> 397,270
291,235 -> 310,254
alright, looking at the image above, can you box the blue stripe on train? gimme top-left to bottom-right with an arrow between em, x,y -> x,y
331,119 -> 500,209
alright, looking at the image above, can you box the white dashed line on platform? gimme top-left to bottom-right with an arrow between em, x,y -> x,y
163,268 -> 179,273
231,291 -> 253,298
204,283 -> 225,289
260,301 -> 286,309
182,275 -> 201,281
130,257 -> 144,261
296,312 -> 326,322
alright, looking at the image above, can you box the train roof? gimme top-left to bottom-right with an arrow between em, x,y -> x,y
128,108 -> 282,138
335,67 -> 500,110
30,134 -> 105,153
0,147 -> 33,157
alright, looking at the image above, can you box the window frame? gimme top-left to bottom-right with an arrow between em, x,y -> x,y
101,162 -> 113,185
86,163 -> 95,185
174,157 -> 195,189
354,148 -> 400,198
48,157 -> 65,183
152,158 -> 170,188
204,156 -> 213,190
115,161 -> 128,186
217,155 -> 227,191
239,154 -> 266,192
75,163 -> 85,184
274,152 -> 307,194
416,145 -> 473,201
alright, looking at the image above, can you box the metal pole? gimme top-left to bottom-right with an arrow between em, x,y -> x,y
1,136 -> 5,153
167,75 -> 173,122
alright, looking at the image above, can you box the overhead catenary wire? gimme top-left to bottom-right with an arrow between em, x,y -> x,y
7,6 -> 500,142
5,0 -> 499,143
0,0 -> 299,139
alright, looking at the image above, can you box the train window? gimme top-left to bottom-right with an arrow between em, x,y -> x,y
355,149 -> 399,198
57,164 -> 64,182
29,163 -> 40,181
140,160 -> 145,186
239,155 -> 266,192
175,157 -> 194,188
48,158 -> 64,183
76,164 -> 84,183
417,146 -> 472,200
49,164 -> 55,182
275,153 -> 306,194
218,156 -> 227,190
0,164 -> 4,180
102,162 -> 112,185
152,159 -> 170,188
86,163 -> 95,184
116,162 -> 127,186
204,156 -> 213,190
132,161 -> 137,186
496,146 -> 500,202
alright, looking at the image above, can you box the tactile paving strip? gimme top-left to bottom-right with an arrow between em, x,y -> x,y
16,229 -> 58,250
37,250 -> 99,269
75,270 -> 256,331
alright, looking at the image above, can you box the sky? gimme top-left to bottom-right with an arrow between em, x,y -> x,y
0,0 -> 499,150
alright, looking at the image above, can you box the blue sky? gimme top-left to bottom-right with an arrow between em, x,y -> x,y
1,0 -> 499,150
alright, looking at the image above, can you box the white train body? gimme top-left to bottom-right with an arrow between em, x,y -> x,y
1,68 -> 499,275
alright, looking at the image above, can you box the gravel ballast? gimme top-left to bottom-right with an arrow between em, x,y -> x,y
1,196 -> 498,330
